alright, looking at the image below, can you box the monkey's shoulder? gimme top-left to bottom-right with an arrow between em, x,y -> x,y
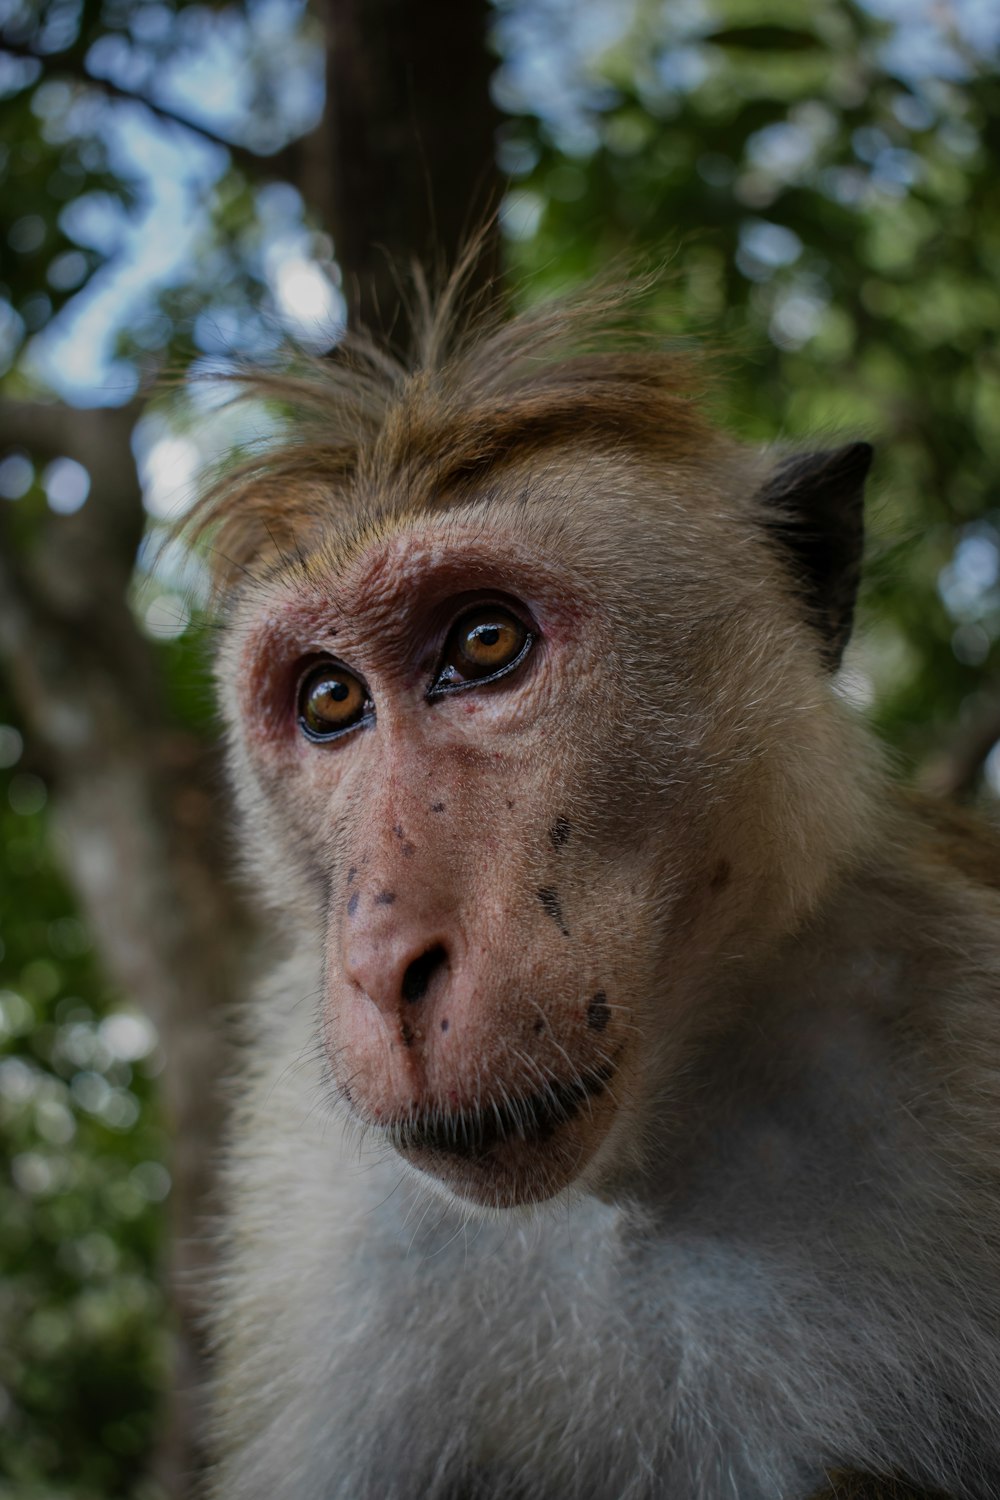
811,1475 -> 953,1500
901,789 -> 1000,896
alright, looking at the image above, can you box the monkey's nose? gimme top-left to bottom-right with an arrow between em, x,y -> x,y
401,944 -> 449,1003
346,936 -> 451,1018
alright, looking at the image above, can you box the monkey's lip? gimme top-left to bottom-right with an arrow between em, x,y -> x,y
380,1061 -> 616,1162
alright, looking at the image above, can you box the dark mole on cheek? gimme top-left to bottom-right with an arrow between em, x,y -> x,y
549,817 -> 571,850
533,1018 -> 545,1034
347,891 -> 360,918
440,1018 -> 450,1033
710,859 -> 731,891
402,842 -> 416,858
537,887 -> 569,936
375,891 -> 397,906
587,992 -> 612,1032
431,802 -> 446,813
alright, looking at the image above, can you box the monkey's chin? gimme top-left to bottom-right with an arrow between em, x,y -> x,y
381,1061 -> 618,1210
398,1129 -> 592,1209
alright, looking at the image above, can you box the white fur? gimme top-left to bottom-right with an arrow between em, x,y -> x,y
211,853 -> 1000,1499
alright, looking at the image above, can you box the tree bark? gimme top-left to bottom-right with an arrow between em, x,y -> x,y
323,0 -> 503,339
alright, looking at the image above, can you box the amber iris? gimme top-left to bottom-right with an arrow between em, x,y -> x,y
436,607 -> 531,690
299,665 -> 370,739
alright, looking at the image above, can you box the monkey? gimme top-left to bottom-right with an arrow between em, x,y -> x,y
189,287 -> 1000,1500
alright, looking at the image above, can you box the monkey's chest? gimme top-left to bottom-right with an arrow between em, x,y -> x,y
361,1193 -> 984,1500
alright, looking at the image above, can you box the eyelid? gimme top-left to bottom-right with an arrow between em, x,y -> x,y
296,658 -> 375,743
299,710 -> 375,744
427,603 -> 536,699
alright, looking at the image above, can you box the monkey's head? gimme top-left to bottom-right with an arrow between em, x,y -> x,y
201,301 -> 874,1210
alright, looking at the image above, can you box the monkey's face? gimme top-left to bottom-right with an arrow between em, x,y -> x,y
207,323 -> 873,1213
227,506 -> 697,1210
225,452 -> 856,1211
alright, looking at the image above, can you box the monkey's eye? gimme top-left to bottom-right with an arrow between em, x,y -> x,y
298,663 -> 372,741
432,606 -> 532,694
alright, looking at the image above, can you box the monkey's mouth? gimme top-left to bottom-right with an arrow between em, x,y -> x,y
382,1061 -> 616,1162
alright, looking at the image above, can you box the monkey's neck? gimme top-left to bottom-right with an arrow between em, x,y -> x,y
630,836 -> 996,1231
588,847 -> 998,1497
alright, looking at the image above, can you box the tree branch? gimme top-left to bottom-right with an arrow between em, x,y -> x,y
0,34 -> 303,179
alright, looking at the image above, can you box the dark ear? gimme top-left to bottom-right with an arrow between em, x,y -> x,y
755,441 -> 873,671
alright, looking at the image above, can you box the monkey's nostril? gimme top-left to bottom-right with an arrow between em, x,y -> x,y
402,944 -> 448,1004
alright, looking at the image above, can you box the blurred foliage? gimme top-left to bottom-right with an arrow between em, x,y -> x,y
0,681 -> 168,1500
0,2 -> 325,1490
495,0 -> 1000,766
3,0 -> 1000,1493
0,0 -> 330,391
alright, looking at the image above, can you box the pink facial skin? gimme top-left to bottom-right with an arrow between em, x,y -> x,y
228,518 -> 639,1209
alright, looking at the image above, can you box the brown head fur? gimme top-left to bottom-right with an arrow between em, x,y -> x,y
185,284 -> 714,591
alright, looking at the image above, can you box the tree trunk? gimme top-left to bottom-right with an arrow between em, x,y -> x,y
323,0 -> 503,338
